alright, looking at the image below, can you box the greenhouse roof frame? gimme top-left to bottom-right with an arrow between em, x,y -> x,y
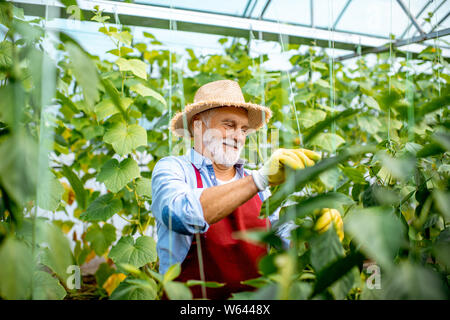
11,0 -> 450,59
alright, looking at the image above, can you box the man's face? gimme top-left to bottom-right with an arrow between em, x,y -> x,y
196,106 -> 249,167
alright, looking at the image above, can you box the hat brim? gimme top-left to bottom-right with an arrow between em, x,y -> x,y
169,100 -> 272,138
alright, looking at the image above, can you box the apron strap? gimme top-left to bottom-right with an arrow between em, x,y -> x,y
191,163 -> 203,188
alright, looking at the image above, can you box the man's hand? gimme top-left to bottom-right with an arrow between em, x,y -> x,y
314,208 -> 344,242
251,148 -> 321,190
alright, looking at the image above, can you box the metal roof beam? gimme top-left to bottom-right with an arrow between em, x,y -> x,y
336,27 -> 450,61
396,0 -> 426,35
431,10 -> 450,32
400,0 -> 433,39
333,0 -> 352,31
259,0 -> 272,20
10,0 -> 449,57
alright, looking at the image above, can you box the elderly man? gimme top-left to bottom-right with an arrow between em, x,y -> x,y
151,80 -> 342,300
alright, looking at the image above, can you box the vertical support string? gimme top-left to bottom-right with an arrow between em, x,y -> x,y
406,0 -> 414,142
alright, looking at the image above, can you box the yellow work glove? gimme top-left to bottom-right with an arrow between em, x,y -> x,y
251,148 -> 321,190
314,208 -> 344,242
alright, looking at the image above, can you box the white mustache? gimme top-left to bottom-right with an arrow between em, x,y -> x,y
222,139 -> 242,149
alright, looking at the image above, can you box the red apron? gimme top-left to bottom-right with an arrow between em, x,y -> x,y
175,164 -> 271,300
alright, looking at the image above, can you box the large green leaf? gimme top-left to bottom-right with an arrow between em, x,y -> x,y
116,58 -> 147,80
32,271 -> 66,300
361,262 -> 447,299
309,226 -> 356,299
97,158 -> 140,193
80,193 -> 122,222
298,108 -> 326,129
345,206 -> 406,269
108,236 -> 157,268
85,223 -> 117,256
136,177 -> 152,198
310,251 -> 365,299
103,121 -> 147,156
357,116 -> 382,135
310,227 -> 345,272
363,96 -> 380,110
130,83 -> 166,107
164,281 -> 193,300
303,108 -> 358,144
65,42 -> 99,108
37,171 -> 64,211
61,166 -> 87,210
0,237 -> 33,299
0,131 -> 38,205
95,97 -> 133,121
310,133 -> 345,152
110,278 -> 157,300
38,223 -> 75,283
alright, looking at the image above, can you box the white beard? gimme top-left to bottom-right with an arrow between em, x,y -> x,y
203,133 -> 243,167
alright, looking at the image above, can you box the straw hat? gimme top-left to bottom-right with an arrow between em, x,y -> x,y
170,80 -> 272,137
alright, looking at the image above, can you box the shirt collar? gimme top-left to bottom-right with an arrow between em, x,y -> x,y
188,147 -> 245,171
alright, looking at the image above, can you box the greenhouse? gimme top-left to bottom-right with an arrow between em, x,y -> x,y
0,0 -> 449,302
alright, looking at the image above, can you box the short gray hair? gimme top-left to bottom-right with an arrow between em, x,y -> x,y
197,108 -> 218,128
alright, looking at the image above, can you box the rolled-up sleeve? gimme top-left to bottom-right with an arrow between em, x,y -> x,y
269,208 -> 297,250
259,187 -> 296,250
151,157 -> 209,235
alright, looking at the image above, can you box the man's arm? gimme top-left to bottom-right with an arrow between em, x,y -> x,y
200,175 -> 259,224
151,157 -> 210,235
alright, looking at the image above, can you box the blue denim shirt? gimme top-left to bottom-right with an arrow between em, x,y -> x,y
151,148 -> 295,274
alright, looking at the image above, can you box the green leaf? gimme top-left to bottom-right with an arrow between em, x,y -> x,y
97,158 -> 140,193
95,97 -> 133,121
32,271 -> 66,300
341,166 -> 367,184
277,192 -> 353,225
185,280 -> 225,288
303,108 -> 358,144
130,83 -> 167,107
357,116 -> 382,135
0,237 -> 33,299
363,96 -> 380,110
0,130 -> 38,205
345,206 -> 406,269
316,78 -> 330,88
310,133 -> 345,152
164,281 -> 193,300
108,236 -> 157,268
95,263 -> 116,288
116,58 -> 147,80
310,251 -> 364,299
310,227 -> 345,272
318,167 -> 341,190
38,223 -> 75,283
110,278 -> 157,300
298,109 -> 326,129
80,193 -> 122,222
163,263 -> 181,283
361,262 -> 447,299
379,153 -> 415,182
65,42 -> 99,108
136,177 -> 151,198
61,166 -> 87,210
433,190 -> 450,221
85,223 -> 117,256
111,31 -> 132,46
103,121 -> 147,156
37,171 -> 64,211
